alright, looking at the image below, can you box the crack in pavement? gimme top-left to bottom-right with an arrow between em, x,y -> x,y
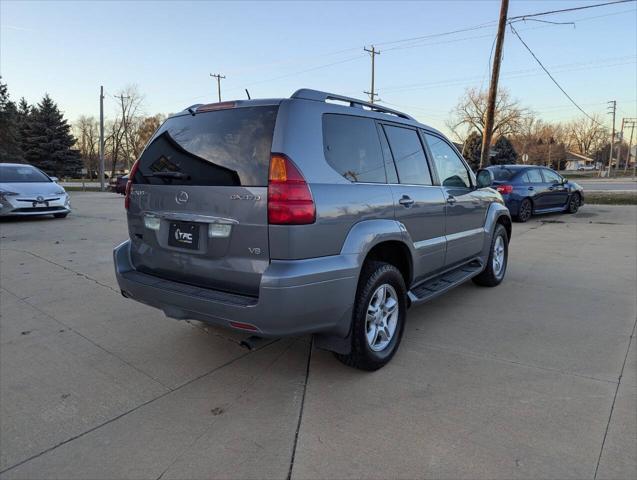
287,338 -> 313,480
0,338 -> 279,477
593,317 -> 637,479
1,247 -> 119,294
0,285 -> 173,392
154,338 -> 291,480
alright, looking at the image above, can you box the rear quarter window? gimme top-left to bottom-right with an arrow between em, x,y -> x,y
322,114 -> 387,183
134,106 -> 278,187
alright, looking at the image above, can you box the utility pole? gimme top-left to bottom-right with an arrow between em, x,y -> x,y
363,46 -> 380,104
210,73 -> 225,102
622,118 -> 636,175
480,0 -> 509,168
114,94 -> 131,170
616,117 -> 625,171
606,100 -> 616,177
99,86 -> 105,192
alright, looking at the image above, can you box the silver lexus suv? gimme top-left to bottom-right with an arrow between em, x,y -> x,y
114,89 -> 511,370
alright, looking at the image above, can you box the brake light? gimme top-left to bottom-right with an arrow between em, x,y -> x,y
196,101 -> 236,113
268,154 -> 315,225
124,160 -> 140,210
496,184 -> 513,195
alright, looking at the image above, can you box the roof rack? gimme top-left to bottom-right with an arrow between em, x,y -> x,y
291,89 -> 414,120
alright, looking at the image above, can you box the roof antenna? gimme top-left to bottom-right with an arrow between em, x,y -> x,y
245,89 -> 251,100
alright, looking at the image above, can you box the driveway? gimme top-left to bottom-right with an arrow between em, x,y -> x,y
1,193 -> 635,479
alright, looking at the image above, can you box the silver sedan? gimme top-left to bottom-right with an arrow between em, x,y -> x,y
0,163 -> 71,218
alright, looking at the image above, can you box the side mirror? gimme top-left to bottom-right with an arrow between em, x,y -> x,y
50,176 -> 59,182
476,169 -> 494,189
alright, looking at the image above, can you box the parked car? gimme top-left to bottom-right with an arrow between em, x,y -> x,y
0,163 -> 71,218
110,175 -> 128,194
485,165 -> 584,222
114,89 -> 511,370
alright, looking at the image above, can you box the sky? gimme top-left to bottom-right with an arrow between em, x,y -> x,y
1,0 -> 636,137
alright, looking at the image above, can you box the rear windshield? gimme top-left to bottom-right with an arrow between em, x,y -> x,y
0,165 -> 51,183
133,106 -> 278,187
491,168 -> 516,181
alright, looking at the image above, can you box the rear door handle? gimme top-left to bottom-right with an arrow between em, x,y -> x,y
446,195 -> 457,205
399,195 -> 414,207
528,186 -> 534,191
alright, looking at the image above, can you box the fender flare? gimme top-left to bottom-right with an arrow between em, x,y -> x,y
340,219 -> 416,276
481,202 -> 512,256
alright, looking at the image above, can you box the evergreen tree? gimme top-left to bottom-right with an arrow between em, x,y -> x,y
492,136 -> 518,165
462,131 -> 483,171
22,94 -> 82,177
17,97 -> 31,158
0,77 -> 24,163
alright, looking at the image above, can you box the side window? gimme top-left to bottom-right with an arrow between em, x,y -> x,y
542,169 -> 562,184
526,169 -> 543,183
424,133 -> 471,188
382,125 -> 432,185
322,114 -> 386,183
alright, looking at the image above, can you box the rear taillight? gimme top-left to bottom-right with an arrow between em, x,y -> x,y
124,160 -> 140,210
268,154 -> 315,225
496,184 -> 513,195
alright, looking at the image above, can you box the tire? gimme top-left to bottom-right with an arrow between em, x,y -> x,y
53,213 -> 68,219
566,193 -> 580,214
335,261 -> 407,371
473,224 -> 509,287
515,198 -> 532,223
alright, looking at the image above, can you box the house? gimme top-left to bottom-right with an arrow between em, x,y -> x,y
564,151 -> 600,170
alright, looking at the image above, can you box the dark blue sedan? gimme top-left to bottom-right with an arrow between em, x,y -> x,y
485,165 -> 585,222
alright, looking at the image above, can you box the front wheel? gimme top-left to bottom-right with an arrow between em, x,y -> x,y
473,224 -> 509,287
566,193 -> 580,214
335,261 -> 407,371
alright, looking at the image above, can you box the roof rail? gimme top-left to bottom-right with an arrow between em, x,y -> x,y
291,89 -> 414,120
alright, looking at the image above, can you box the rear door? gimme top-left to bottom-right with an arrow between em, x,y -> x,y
423,132 -> 488,267
127,104 -> 279,297
380,123 -> 446,280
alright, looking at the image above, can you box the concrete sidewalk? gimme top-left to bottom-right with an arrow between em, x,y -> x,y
1,194 -> 635,479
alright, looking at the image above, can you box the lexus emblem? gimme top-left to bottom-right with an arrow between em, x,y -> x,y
36,196 -> 44,203
175,191 -> 189,204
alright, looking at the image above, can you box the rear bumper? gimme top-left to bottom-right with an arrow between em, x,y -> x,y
113,240 -> 358,337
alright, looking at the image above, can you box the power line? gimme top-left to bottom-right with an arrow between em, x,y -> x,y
508,0 -> 634,22
509,23 -> 604,126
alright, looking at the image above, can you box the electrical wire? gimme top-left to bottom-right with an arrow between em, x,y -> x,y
508,0 -> 635,22
508,23 -> 605,126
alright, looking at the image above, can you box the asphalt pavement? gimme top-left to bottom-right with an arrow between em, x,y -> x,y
0,193 -> 635,479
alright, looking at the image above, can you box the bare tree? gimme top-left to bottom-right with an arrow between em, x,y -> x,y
111,85 -> 145,175
565,115 -> 607,157
74,116 -> 100,179
129,114 -> 164,161
447,87 -> 531,143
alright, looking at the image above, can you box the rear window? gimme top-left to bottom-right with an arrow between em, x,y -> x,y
133,106 -> 278,187
491,168 -> 516,181
0,165 -> 51,183
322,114 -> 386,183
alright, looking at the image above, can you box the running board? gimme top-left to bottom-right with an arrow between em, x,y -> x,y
408,260 -> 484,305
